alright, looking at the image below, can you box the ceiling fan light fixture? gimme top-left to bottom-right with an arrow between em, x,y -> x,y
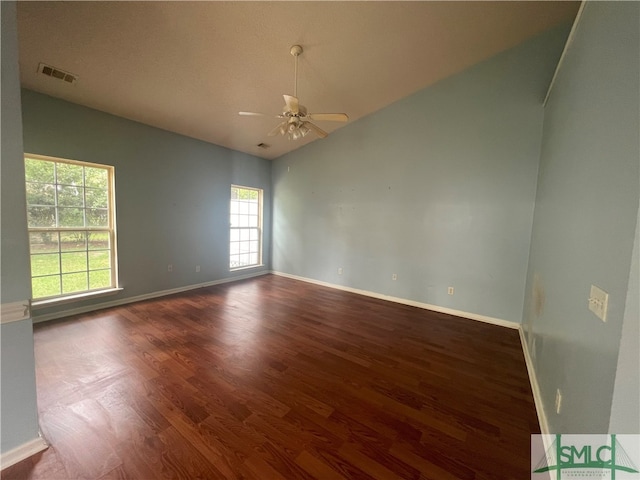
239,44 -> 348,141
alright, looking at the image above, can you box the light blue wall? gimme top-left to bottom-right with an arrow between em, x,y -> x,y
1,1 -> 41,454
523,2 -> 639,433
20,90 -> 272,320
610,199 -> 640,433
272,26 -> 570,323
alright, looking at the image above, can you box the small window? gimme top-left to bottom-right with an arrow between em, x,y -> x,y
230,185 -> 262,270
24,154 -> 117,300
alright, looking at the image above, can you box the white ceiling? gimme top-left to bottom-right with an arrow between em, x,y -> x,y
17,1 -> 578,160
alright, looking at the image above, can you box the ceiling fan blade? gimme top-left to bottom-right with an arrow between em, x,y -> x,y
306,122 -> 328,139
283,94 -> 299,114
307,113 -> 349,123
267,121 -> 287,137
239,111 -> 266,116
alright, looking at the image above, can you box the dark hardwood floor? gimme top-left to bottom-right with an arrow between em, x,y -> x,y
2,274 -> 539,479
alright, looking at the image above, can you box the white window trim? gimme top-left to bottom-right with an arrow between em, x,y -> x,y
230,185 -> 263,271
24,153 -> 119,302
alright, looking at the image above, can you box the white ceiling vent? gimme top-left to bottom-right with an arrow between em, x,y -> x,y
38,63 -> 77,84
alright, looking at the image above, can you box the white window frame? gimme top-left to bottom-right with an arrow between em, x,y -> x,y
24,153 -> 118,302
229,185 -> 263,270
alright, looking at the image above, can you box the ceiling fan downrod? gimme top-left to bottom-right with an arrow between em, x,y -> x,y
290,45 -> 302,98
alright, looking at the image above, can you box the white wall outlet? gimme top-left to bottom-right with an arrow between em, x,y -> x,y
168,264 -> 173,272
392,274 -> 397,281
588,284 -> 609,322
195,265 -> 200,273
337,267 -> 343,275
555,389 -> 562,415
448,286 -> 454,295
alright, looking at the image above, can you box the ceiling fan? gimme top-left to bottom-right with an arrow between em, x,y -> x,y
239,45 -> 348,140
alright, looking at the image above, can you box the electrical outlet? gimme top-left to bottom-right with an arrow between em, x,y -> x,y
555,389 -> 562,414
448,286 -> 454,295
588,285 -> 609,322
392,274 -> 397,281
195,265 -> 200,273
168,264 -> 173,272
338,267 -> 343,275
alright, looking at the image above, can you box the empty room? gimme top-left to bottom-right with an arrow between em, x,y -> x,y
1,1 -> 638,479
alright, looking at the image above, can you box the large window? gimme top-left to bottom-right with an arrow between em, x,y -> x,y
230,185 -> 262,270
25,154 -> 117,300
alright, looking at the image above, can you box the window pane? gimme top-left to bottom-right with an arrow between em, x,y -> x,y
32,275 -> 61,299
89,269 -> 111,289
84,167 -> 107,190
29,232 -> 59,253
25,156 -> 115,300
62,272 -> 88,294
25,158 -> 55,184
58,185 -> 84,207
88,232 -> 110,250
85,187 -> 108,208
61,252 -> 87,273
31,253 -> 60,276
60,232 -> 86,251
56,163 -> 84,186
26,182 -> 55,206
28,206 -> 56,227
58,207 -> 84,227
86,208 -> 109,227
230,186 -> 261,270
89,250 -> 110,269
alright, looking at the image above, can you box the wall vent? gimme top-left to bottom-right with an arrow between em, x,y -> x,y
257,143 -> 270,149
38,63 -> 77,84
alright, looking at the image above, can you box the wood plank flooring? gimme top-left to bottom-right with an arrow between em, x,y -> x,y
2,274 -> 539,479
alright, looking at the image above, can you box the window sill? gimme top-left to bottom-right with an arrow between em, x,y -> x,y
230,264 -> 265,273
31,287 -> 124,310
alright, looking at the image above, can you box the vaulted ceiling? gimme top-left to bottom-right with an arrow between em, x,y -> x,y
17,2 -> 579,160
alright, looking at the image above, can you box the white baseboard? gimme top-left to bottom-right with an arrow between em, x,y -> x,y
33,270 -> 270,323
518,327 -> 549,434
0,434 -> 48,470
271,270 -> 520,329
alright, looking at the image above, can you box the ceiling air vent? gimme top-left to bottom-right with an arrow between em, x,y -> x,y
257,143 -> 270,149
38,63 -> 77,84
